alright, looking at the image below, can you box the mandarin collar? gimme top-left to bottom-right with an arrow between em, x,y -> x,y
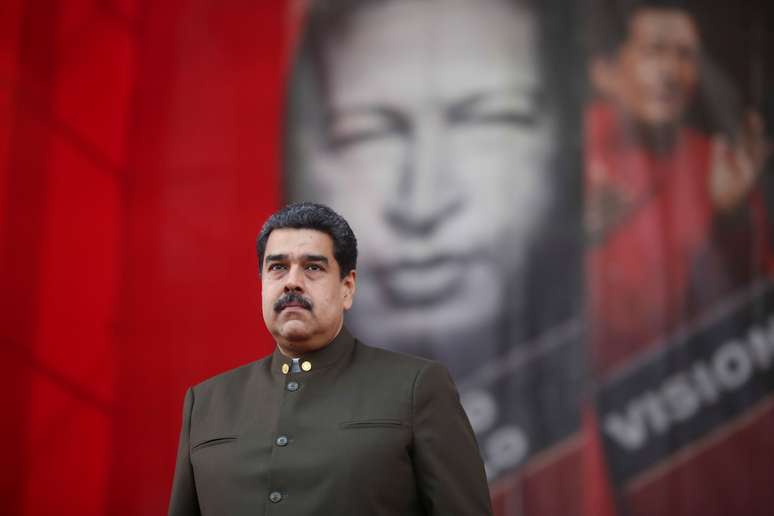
270,326 -> 355,375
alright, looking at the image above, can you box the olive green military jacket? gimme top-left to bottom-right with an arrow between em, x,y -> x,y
168,327 -> 492,515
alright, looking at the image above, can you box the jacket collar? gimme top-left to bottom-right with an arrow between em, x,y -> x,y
270,326 -> 355,375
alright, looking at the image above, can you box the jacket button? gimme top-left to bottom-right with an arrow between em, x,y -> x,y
269,491 -> 283,503
276,435 -> 289,447
287,381 -> 299,392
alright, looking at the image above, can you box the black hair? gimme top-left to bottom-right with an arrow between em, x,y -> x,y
256,202 -> 358,278
585,0 -> 699,58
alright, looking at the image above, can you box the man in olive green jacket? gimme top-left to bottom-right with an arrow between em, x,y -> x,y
168,203 -> 492,515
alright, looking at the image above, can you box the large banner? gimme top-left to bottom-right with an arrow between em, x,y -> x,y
285,0 -> 586,511
585,0 -> 774,514
286,0 -> 774,515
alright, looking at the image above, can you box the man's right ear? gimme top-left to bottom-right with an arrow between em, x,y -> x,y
342,270 -> 356,310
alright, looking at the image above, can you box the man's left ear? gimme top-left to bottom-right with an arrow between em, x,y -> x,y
590,55 -> 619,100
342,270 -> 356,310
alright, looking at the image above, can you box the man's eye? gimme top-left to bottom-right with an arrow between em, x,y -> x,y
267,263 -> 286,272
643,42 -> 668,58
306,264 -> 324,272
455,109 -> 537,126
448,92 -> 541,128
327,109 -> 408,150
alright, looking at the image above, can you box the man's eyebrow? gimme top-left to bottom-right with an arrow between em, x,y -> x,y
265,254 -> 288,262
447,86 -> 542,114
327,106 -> 409,130
303,254 -> 329,263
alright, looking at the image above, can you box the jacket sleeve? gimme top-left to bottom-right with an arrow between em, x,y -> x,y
168,387 -> 201,516
412,362 -> 493,515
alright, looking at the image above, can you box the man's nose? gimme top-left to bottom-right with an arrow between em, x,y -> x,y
283,265 -> 305,292
657,48 -> 686,86
384,111 -> 464,236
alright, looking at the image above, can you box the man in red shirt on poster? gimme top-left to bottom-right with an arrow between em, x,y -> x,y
584,0 -> 771,376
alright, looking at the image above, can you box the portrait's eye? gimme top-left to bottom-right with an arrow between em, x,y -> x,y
306,263 -> 324,272
448,91 -> 541,128
677,45 -> 698,62
267,263 -> 287,272
643,41 -> 668,59
327,108 -> 408,150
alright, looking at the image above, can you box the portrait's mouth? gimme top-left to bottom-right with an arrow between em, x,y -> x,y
650,87 -> 687,108
374,254 -> 469,307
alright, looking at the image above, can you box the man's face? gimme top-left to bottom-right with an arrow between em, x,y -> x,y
261,228 -> 355,356
303,0 -> 556,345
601,8 -> 700,128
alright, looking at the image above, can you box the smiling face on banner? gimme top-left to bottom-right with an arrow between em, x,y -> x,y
288,0 -> 559,361
593,7 -> 701,131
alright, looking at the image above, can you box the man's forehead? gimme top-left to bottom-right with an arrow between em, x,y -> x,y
629,8 -> 700,47
265,228 -> 335,257
324,0 -> 539,109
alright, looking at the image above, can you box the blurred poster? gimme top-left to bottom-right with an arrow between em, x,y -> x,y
284,0 -> 585,510
585,0 -> 774,514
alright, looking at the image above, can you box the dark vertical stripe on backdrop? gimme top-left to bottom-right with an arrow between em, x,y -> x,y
0,0 -> 59,513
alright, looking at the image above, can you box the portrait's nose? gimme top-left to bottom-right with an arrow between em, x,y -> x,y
385,110 -> 464,236
656,49 -> 683,89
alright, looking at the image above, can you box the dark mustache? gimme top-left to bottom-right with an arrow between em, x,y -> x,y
274,292 -> 313,312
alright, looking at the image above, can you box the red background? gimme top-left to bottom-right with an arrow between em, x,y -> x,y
4,2 -> 772,516
1,0 -> 286,513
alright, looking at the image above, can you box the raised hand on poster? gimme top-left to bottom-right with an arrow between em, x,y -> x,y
584,160 -> 637,245
710,111 -> 772,213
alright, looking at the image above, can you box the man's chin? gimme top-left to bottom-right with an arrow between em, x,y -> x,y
636,103 -> 685,130
278,321 -> 313,341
